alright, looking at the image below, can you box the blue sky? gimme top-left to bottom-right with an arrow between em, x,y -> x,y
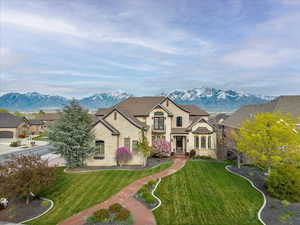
1,0 -> 300,97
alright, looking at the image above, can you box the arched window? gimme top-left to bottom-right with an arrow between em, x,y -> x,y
94,140 -> 105,160
176,116 -> 182,127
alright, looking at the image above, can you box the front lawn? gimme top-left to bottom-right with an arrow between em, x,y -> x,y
26,163 -> 171,225
153,160 -> 263,225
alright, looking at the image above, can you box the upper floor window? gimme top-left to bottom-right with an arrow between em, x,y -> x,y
176,116 -> 182,127
94,140 -> 105,160
124,138 -> 131,150
154,117 -> 164,130
201,136 -> 206,149
114,112 -> 117,120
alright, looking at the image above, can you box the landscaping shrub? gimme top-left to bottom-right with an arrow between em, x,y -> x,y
266,165 -> 300,202
93,209 -> 110,222
116,208 -> 131,221
116,146 -> 132,165
9,140 -> 21,147
195,155 -> 213,160
189,150 -> 196,158
109,203 -> 123,213
152,139 -> 171,158
18,134 -> 26,139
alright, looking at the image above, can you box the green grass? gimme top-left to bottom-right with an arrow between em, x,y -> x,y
153,160 -> 263,225
27,163 -> 171,225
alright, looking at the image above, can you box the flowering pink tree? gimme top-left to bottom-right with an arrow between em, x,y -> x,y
116,146 -> 132,166
152,139 -> 171,158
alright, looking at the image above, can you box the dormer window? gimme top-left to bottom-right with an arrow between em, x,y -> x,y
176,116 -> 182,127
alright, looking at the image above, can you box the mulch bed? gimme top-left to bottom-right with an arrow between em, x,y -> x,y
228,166 -> 300,225
66,157 -> 172,173
0,197 -> 51,223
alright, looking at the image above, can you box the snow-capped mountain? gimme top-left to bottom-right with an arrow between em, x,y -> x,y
0,92 -> 69,111
0,88 -> 275,112
79,91 -> 132,109
162,88 -> 275,112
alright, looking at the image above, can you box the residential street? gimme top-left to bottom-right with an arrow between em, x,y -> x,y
0,145 -> 50,164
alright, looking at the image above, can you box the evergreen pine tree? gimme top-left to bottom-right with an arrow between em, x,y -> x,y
48,99 -> 95,168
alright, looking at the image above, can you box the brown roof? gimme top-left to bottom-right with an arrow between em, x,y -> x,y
223,96 -> 300,128
0,112 -> 25,128
95,107 -> 113,116
192,127 -> 213,134
171,128 -> 189,134
180,104 -> 209,116
115,96 -> 165,116
28,119 -> 44,125
37,113 -> 61,121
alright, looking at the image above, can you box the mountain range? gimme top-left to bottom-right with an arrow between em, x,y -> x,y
0,88 -> 275,112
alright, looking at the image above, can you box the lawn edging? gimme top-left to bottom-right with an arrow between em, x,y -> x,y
151,178 -> 162,211
225,165 -> 267,225
20,198 -> 54,224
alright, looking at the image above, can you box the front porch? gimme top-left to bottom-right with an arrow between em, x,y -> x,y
172,135 -> 187,155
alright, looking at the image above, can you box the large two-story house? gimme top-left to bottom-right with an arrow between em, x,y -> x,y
87,96 -> 216,166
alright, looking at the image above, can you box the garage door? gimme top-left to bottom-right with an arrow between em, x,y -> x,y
0,131 -> 14,138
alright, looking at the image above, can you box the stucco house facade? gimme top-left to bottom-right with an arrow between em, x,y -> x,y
87,96 -> 217,166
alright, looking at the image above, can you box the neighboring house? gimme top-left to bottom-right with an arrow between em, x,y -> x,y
36,113 -> 60,128
0,112 -> 29,139
88,96 -> 217,167
222,95 -> 300,160
28,119 -> 44,135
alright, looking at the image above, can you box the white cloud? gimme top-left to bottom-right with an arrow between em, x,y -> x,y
40,70 -> 120,79
0,48 -> 25,68
221,49 -> 292,68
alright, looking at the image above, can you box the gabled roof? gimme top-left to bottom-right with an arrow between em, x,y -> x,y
223,96 -> 300,128
192,127 -> 213,134
95,107 -> 113,116
36,113 -> 61,121
180,104 -> 209,116
93,118 -> 120,136
28,119 -> 44,125
186,117 -> 213,131
0,112 -> 25,128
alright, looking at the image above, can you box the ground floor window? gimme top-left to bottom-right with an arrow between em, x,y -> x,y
208,136 -> 211,149
152,135 -> 166,142
201,136 -> 206,149
194,136 -> 199,149
132,140 -> 138,152
124,137 -> 131,150
94,140 -> 105,160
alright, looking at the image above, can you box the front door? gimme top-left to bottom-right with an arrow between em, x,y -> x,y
176,136 -> 184,154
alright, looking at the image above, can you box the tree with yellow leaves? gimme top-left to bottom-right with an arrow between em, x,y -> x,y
234,112 -> 300,175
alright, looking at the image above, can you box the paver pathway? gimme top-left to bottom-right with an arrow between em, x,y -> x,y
58,157 -> 187,225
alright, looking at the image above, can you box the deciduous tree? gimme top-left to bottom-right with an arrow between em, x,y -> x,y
234,112 -> 300,175
0,155 -> 54,205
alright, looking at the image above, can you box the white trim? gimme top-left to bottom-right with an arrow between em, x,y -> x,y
151,178 -> 162,211
20,197 -> 54,223
225,165 -> 267,225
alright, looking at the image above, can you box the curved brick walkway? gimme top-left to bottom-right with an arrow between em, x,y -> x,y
58,157 -> 187,225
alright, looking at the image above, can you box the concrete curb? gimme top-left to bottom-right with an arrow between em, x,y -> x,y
20,198 -> 54,224
151,178 -> 162,211
225,165 -> 267,225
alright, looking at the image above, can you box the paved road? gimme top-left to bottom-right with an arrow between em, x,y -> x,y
0,145 -> 51,163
